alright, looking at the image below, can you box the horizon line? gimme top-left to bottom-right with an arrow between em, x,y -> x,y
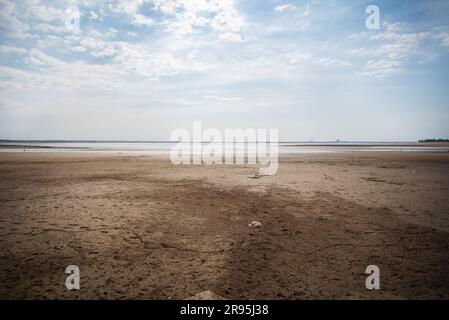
2,139 -> 446,144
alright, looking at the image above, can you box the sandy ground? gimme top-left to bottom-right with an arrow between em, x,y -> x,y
0,151 -> 448,299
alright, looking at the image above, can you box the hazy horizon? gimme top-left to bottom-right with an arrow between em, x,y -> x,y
0,138 -> 446,144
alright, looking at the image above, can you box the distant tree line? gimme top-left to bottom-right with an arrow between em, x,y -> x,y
419,138 -> 449,143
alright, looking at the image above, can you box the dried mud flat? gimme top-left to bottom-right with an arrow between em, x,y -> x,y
0,152 -> 448,299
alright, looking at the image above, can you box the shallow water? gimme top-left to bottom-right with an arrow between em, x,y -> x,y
1,142 -> 448,154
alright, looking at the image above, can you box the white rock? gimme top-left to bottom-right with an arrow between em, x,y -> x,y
248,221 -> 262,228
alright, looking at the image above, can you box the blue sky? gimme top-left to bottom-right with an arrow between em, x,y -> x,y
0,0 -> 448,141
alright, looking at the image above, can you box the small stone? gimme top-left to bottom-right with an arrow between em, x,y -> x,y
248,221 -> 262,228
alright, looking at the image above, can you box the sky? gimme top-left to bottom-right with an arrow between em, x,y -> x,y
0,0 -> 448,141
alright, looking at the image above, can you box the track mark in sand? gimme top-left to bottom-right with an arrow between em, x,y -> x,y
362,176 -> 405,185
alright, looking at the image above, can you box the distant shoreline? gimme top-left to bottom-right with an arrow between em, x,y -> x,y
0,144 -> 89,149
284,142 -> 449,147
2,142 -> 449,149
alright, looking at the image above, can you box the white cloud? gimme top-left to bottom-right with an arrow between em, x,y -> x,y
435,31 -> 449,48
79,36 -> 99,51
28,0 -> 66,22
153,0 -> 245,41
23,48 -> 65,68
286,52 -> 312,63
275,4 -> 296,13
0,45 -> 27,55
34,23 -> 69,34
219,32 -> 242,42
1,50 -> 129,91
131,13 -> 154,26
318,58 -> 352,67
105,27 -> 118,38
360,59 -> 402,77
0,0 -> 31,38
70,46 -> 87,53
111,42 -> 195,78
63,28 -> 121,58
350,24 -> 433,77
88,10 -> 99,21
36,35 -> 62,48
108,0 -> 146,15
